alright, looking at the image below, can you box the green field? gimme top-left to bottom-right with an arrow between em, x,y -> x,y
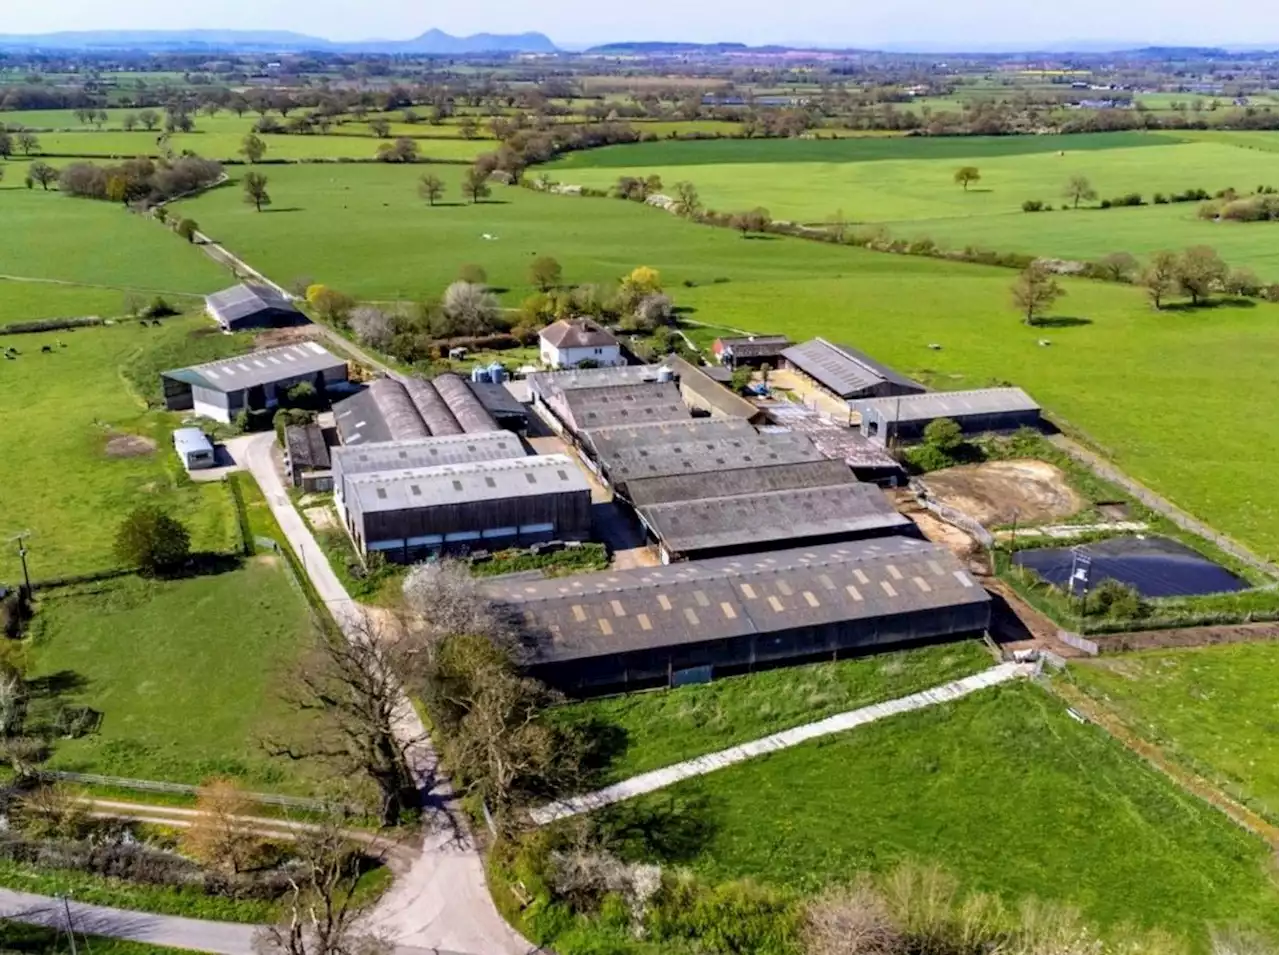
0,920 -> 192,953
27,563 -> 321,791
171,162 -> 1279,558
0,319 -> 248,580
555,642 -> 991,783
597,682 -> 1277,946
1068,642 -> 1280,821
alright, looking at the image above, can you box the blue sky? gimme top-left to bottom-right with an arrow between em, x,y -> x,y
7,0 -> 1278,48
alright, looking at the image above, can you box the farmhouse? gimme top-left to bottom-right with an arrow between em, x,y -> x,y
852,388 -> 1042,444
161,342 -> 348,423
781,338 -> 927,401
338,454 -> 591,562
488,537 -> 991,695
204,283 -> 304,331
539,318 -> 623,369
712,335 -> 791,368
172,427 -> 214,471
282,422 -> 332,491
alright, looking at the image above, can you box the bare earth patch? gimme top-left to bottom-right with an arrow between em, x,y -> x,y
304,506 -> 337,530
254,326 -> 316,349
104,434 -> 157,458
921,460 -> 1083,525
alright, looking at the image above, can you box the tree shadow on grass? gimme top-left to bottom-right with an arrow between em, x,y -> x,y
740,234 -> 779,240
595,790 -> 718,865
1029,316 -> 1093,328
1162,297 -> 1258,313
25,669 -> 90,700
168,552 -> 245,580
262,206 -> 304,214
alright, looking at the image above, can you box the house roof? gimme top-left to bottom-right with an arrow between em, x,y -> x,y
781,338 -> 926,399
851,388 -> 1040,425
485,537 -> 989,664
638,482 -> 912,555
204,283 -> 300,324
662,355 -> 761,420
332,431 -> 525,478
284,423 -> 330,470
558,382 -> 690,432
626,459 -> 857,507
540,318 -> 618,350
161,342 -> 345,394
344,454 -> 589,514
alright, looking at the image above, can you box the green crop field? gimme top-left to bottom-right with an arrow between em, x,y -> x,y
27,562 -> 322,792
0,319 -> 249,580
171,162 -> 1279,558
554,642 -> 991,783
545,135 -> 1277,226
0,170 -> 232,298
597,683 -> 1277,946
1068,642 -> 1280,821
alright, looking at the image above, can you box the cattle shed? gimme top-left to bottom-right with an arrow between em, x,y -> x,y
333,375 -> 500,446
852,388 -> 1042,444
205,283 -> 304,331
583,417 -> 755,461
400,376 -> 463,436
712,335 -> 791,368
340,454 -> 591,562
781,338 -> 926,400
432,373 -> 501,434
663,355 -> 763,422
332,431 -> 526,487
626,458 -> 858,507
161,342 -> 348,424
487,537 -> 991,695
600,429 -> 826,489
555,381 -> 690,433
638,482 -> 914,562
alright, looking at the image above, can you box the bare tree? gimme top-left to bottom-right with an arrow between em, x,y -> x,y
15,131 -> 39,156
1096,251 -> 1138,282
27,161 -> 58,191
122,111 -> 139,131
368,117 -> 391,138
461,166 -> 491,204
417,173 -> 444,206
1062,175 -> 1097,209
1140,250 -> 1180,309
1010,264 -> 1065,325
441,281 -> 501,335
672,180 -> 701,217
1176,245 -> 1228,306
270,616 -> 421,826
826,208 -> 849,243
731,207 -> 772,237
529,255 -> 562,291
802,880 -> 903,955
253,821 -> 391,955
183,778 -> 262,875
139,109 -> 160,131
349,305 -> 394,351
243,171 -> 272,212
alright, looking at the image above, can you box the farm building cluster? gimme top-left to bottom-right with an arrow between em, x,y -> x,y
160,322 -> 1046,695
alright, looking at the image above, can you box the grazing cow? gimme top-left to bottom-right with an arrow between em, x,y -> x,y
41,345 -> 53,353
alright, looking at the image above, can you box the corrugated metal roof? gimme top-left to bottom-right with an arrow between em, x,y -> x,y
485,537 -> 988,664
663,355 -> 761,420
204,283 -> 299,325
781,338 -> 926,399
528,364 -> 666,399
468,380 -> 528,419
715,335 -> 791,358
162,341 -> 345,394
584,417 -> 755,460
346,454 -> 589,513
399,376 -> 463,436
333,388 -> 393,446
763,402 -> 901,470
433,373 -> 501,434
559,382 -> 690,431
638,483 -> 912,555
626,459 -> 857,507
603,430 -> 825,485
284,423 -> 330,469
851,388 -> 1040,424
332,432 -> 525,477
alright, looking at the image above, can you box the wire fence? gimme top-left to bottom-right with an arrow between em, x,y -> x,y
34,770 -> 348,812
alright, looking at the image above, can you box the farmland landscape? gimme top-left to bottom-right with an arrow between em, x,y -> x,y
0,29 -> 1276,955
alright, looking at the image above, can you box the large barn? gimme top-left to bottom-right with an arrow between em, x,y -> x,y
332,374 -> 500,446
712,335 -> 791,368
339,454 -> 591,562
487,537 -> 991,695
781,338 -> 927,401
852,388 -> 1042,444
204,283 -> 304,331
161,342 -> 348,423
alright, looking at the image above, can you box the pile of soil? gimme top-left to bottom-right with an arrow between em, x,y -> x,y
921,460 -> 1082,525
105,434 -> 157,458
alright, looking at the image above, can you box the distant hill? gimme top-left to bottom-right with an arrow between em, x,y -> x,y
0,28 -> 558,54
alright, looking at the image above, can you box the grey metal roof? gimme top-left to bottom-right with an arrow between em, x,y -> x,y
638,483 -> 912,555
559,382 -> 690,431
716,335 -> 791,358
468,380 -> 528,420
763,402 -> 901,470
333,388 -> 393,446
626,459 -> 856,507
602,430 -> 826,485
172,427 -> 213,455
332,432 -> 525,478
399,376 -> 463,436
781,338 -> 925,399
162,341 -> 346,394
284,423 -> 330,469
204,283 -> 300,325
433,373 -> 500,433
528,364 -> 666,400
663,355 -> 760,420
583,417 -> 756,460
345,454 -> 589,514
485,537 -> 988,664
851,388 -> 1040,425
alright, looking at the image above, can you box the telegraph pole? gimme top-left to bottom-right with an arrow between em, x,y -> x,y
9,532 -> 32,598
